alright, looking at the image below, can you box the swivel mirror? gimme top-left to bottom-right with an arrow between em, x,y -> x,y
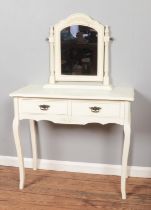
47,13 -> 111,88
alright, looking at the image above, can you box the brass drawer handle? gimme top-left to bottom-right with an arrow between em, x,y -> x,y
89,106 -> 102,113
39,104 -> 50,111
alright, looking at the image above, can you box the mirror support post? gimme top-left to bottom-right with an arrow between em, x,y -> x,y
49,27 -> 55,84
103,26 -> 110,86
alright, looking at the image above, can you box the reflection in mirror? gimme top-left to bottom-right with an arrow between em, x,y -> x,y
61,25 -> 97,76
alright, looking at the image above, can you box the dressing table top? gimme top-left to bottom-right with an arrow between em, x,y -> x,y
10,85 -> 134,101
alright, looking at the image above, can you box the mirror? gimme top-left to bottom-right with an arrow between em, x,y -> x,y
61,25 -> 97,76
48,13 -> 110,85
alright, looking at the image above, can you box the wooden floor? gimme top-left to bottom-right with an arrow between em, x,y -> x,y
0,166 -> 151,210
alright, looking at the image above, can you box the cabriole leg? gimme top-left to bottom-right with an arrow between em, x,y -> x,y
13,118 -> 25,189
29,120 -> 38,170
121,123 -> 131,199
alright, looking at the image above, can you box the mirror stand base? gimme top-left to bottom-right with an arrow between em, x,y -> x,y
43,83 -> 112,91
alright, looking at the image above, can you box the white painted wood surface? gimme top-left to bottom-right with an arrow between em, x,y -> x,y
10,85 -> 134,199
47,13 -> 107,84
103,26 -> 110,86
12,98 -> 25,190
49,27 -> 55,84
10,85 -> 134,101
29,120 -> 38,170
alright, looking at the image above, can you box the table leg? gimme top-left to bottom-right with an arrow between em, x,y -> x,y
121,123 -> 131,199
29,120 -> 38,170
13,118 -> 25,189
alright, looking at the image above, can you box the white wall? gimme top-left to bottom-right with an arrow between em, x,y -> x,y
0,0 -> 151,167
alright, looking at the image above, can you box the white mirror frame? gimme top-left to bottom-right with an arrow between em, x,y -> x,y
48,13 -> 110,86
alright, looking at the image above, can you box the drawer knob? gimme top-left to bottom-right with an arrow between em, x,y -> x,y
39,104 -> 50,111
89,106 -> 102,113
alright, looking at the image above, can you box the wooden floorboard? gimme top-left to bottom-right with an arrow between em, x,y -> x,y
0,166 -> 151,210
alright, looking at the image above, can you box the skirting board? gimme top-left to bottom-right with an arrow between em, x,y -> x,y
0,156 -> 151,178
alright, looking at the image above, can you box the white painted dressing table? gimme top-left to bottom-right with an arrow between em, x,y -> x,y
10,14 -> 134,199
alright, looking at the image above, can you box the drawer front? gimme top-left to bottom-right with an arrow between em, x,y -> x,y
71,100 -> 122,118
19,99 -> 68,115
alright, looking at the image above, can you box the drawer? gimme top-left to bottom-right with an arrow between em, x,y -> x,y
19,99 -> 68,115
71,100 -> 122,118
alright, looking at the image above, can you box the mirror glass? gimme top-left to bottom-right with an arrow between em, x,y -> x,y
61,25 -> 97,76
